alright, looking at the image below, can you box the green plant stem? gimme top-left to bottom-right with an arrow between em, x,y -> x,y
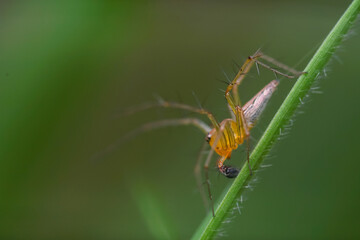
191,1 -> 360,239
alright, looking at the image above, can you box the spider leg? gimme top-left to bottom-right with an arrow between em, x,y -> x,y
229,50 -> 304,109
151,100 -> 231,149
254,60 -> 296,79
238,106 -> 252,175
202,126 -> 225,217
260,54 -> 305,76
222,62 -> 253,175
92,118 -> 211,161
230,51 -> 263,107
194,141 -> 210,212
123,99 -> 220,132
203,147 -> 218,217
227,104 -> 236,121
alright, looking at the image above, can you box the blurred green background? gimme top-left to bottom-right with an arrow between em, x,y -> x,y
1,1 -> 359,239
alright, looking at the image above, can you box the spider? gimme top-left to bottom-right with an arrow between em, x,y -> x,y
105,50 -> 303,216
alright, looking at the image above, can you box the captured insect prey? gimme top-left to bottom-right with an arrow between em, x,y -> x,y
113,50 -> 304,217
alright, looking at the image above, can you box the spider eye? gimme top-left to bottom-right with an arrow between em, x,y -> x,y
205,134 -> 211,143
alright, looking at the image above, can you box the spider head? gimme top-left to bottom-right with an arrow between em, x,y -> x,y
219,165 -> 239,178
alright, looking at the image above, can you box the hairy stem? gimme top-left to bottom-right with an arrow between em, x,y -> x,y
191,1 -> 360,239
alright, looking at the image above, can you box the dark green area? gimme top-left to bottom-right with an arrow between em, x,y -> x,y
0,1 -> 359,239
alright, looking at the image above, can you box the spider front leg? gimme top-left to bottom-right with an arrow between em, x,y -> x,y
225,74 -> 253,175
229,51 -> 303,108
230,51 -> 263,106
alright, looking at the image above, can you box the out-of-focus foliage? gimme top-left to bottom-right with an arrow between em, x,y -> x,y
0,1 -> 359,239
